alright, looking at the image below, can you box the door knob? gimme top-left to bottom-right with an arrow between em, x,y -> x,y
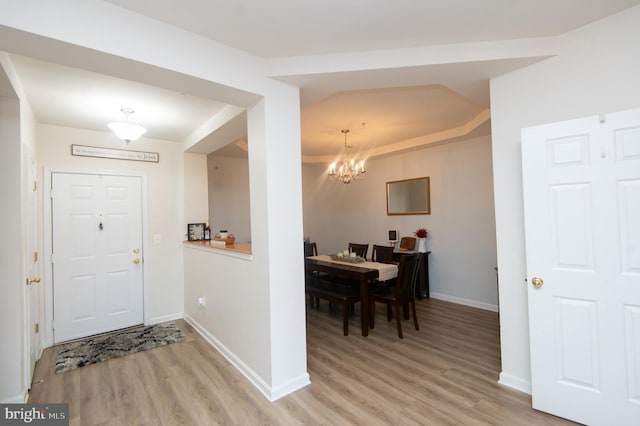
133,258 -> 140,264
531,277 -> 544,288
133,248 -> 140,254
26,277 -> 41,285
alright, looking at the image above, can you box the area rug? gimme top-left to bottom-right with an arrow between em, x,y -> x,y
55,322 -> 185,373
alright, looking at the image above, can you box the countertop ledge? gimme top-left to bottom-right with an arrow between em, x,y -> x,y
183,240 -> 252,259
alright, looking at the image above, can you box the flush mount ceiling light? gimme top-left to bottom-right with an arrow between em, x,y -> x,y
328,129 -> 366,184
108,107 -> 147,144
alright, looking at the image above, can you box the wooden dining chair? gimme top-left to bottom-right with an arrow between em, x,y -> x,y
305,274 -> 360,336
348,243 -> 369,258
304,241 -> 318,257
371,244 -> 395,263
304,241 -> 322,306
368,252 -> 421,338
370,244 -> 397,301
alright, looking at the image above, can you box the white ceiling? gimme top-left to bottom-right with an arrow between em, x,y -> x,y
6,1 -> 640,161
103,0 -> 640,59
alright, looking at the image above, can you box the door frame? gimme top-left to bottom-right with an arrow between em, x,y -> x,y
22,145 -> 39,390
42,168 -> 149,348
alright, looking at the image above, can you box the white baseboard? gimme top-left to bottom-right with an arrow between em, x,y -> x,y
429,292 -> 499,312
499,372 -> 532,395
183,314 -> 310,402
147,312 -> 184,325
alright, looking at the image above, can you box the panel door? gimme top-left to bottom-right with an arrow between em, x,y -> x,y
522,109 -> 640,425
52,173 -> 144,342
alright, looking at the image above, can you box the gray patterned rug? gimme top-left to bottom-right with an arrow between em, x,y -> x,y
55,322 -> 185,373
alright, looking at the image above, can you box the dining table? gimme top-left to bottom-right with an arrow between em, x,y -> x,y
305,254 -> 398,336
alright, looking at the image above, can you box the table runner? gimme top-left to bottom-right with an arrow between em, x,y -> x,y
308,255 -> 398,282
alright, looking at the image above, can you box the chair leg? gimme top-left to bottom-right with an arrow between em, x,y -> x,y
369,301 -> 376,329
411,300 -> 420,331
387,304 -> 392,321
395,302 -> 404,339
342,303 -> 349,336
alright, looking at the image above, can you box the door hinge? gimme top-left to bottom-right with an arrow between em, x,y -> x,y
33,181 -> 37,192
34,323 -> 39,334
34,251 -> 38,263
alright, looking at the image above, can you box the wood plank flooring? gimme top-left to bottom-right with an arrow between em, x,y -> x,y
29,298 -> 576,425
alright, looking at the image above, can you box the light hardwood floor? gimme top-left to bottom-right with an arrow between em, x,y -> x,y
29,298 -> 576,425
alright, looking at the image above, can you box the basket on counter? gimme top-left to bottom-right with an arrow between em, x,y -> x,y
213,235 -> 235,245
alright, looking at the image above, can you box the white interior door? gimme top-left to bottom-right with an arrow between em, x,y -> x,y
522,109 -> 640,425
23,146 -> 39,386
52,172 -> 144,343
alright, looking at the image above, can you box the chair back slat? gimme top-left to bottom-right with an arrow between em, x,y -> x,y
395,253 -> 421,300
304,241 -> 318,257
372,244 -> 394,263
348,243 -> 369,259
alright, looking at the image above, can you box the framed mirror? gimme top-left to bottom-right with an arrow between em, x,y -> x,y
386,177 -> 431,215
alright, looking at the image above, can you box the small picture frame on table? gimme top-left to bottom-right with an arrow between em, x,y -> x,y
388,229 -> 398,243
187,223 -> 206,241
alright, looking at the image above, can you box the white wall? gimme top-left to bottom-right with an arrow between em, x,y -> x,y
207,154 -> 251,242
2,1 -> 310,401
184,153 -> 209,228
184,91 -> 310,401
303,135 -> 499,309
490,5 -> 640,392
0,91 -> 25,403
0,53 -> 40,403
37,125 -> 186,326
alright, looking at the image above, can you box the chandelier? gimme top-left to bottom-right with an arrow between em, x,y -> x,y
108,107 -> 147,144
328,129 -> 366,184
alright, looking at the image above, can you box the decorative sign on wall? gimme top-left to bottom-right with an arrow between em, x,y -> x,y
71,144 -> 159,163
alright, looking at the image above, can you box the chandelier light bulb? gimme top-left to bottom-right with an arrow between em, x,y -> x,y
327,129 -> 367,184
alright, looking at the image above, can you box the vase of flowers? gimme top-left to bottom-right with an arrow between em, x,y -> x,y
414,228 -> 428,252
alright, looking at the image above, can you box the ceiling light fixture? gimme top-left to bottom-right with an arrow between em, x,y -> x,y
108,107 -> 147,144
328,129 -> 366,184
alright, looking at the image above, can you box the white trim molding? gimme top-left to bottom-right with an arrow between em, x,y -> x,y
499,371 -> 532,395
183,313 -> 311,402
430,292 -> 499,312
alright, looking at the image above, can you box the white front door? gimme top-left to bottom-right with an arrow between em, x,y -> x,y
52,172 -> 144,343
522,109 -> 640,425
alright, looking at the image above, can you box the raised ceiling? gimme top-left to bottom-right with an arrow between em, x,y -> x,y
300,85 -> 489,163
5,1 -> 640,162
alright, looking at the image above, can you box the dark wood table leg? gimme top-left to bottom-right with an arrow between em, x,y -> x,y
360,275 -> 369,336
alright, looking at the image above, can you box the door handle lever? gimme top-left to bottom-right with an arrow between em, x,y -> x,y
26,277 -> 41,286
